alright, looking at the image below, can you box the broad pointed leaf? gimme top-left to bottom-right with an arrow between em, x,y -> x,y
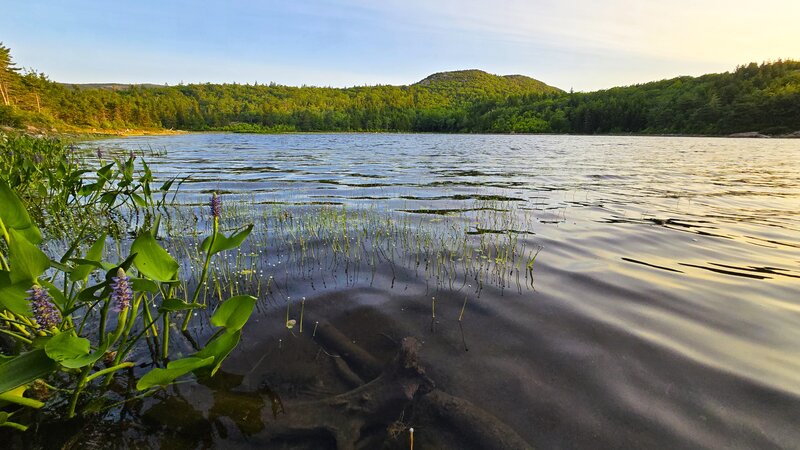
131,277 -> 160,293
0,271 -> 32,316
201,224 -> 253,255
131,230 -> 178,282
136,356 -> 214,391
210,295 -> 256,331
194,329 -> 241,377
0,180 -> 42,244
44,332 -> 109,369
8,229 -> 50,284
70,234 -> 107,282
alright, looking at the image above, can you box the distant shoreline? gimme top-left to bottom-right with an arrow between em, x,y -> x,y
6,125 -> 797,140
81,129 -> 800,140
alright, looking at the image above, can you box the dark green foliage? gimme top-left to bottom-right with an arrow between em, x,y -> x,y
0,43 -> 797,135
469,61 -> 800,135
0,143 -> 257,426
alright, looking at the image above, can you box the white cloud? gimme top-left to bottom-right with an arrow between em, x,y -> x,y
344,0 -> 800,64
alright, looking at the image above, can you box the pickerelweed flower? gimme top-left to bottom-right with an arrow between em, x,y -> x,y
210,193 -> 221,219
97,149 -> 104,159
111,268 -> 132,310
27,285 -> 62,330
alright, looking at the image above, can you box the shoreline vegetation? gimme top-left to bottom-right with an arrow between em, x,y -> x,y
7,125 -> 800,141
1,43 -> 799,138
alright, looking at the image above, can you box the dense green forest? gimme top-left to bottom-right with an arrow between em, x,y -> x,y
1,43 -> 798,135
468,60 -> 800,135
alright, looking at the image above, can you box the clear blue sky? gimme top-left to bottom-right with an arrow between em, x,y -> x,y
3,0 -> 799,91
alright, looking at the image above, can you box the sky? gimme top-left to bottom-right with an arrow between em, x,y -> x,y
2,0 -> 799,91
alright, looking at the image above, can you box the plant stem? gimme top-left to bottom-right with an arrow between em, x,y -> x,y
0,328 -> 32,345
299,298 -> 305,333
86,362 -> 134,384
459,295 -> 468,321
0,421 -> 28,431
67,366 -> 91,418
0,251 -> 9,272
183,218 -> 218,331
161,313 -> 170,360
111,294 -> 141,364
98,298 -> 111,346
0,216 -> 11,247
142,295 -> 157,338
107,307 -> 129,347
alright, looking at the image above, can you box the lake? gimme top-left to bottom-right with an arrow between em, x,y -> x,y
82,133 -> 800,449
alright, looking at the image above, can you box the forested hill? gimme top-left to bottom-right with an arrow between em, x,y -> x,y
57,83 -> 165,91
468,60 -> 800,135
415,70 -> 560,97
1,42 -> 799,135
0,43 -> 559,133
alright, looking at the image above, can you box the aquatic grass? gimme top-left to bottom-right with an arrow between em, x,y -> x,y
156,197 -> 541,329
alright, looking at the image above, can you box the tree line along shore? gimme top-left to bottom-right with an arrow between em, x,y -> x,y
2,44 -> 799,137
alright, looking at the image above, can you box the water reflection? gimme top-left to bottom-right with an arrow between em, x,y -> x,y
77,133 -> 800,448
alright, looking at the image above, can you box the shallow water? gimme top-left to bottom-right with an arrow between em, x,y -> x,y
82,133 -> 799,449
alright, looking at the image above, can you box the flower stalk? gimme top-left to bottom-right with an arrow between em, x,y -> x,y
182,193 -> 220,331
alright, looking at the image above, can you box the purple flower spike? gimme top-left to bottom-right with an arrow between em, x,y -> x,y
111,268 -> 132,311
210,193 -> 221,219
27,285 -> 62,330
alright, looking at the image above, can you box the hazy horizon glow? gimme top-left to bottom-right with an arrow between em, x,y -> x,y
3,0 -> 799,91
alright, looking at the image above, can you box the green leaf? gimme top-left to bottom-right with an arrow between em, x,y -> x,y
77,183 -> 98,196
44,332 -> 89,362
8,229 -> 50,284
130,192 -> 147,207
195,330 -> 241,377
0,271 -> 32,316
136,356 -> 214,391
131,230 -> 179,282
69,259 -> 105,269
70,234 -> 106,282
0,349 -> 57,393
96,163 -> 114,182
159,178 -> 175,192
77,282 -> 107,302
0,180 -> 42,244
107,253 -> 138,283
131,277 -> 160,293
49,260 -> 72,273
201,224 -> 253,255
210,295 -> 256,331
58,341 -> 109,369
159,298 -> 206,313
44,332 -> 108,369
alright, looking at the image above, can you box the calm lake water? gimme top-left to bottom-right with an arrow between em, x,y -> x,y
87,133 -> 800,449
